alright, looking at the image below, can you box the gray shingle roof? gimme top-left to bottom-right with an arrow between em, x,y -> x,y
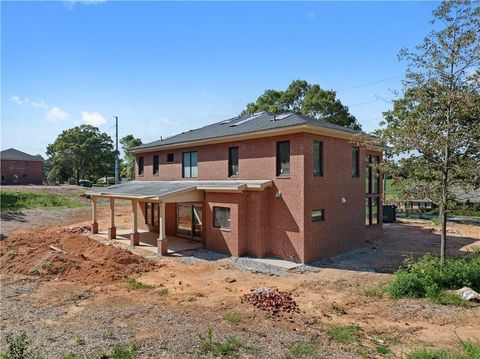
1,148 -> 44,161
134,111 -> 362,151
86,180 -> 271,198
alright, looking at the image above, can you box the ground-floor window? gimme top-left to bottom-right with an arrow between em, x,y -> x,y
1,175 -> 4,182
213,206 -> 231,229
145,202 -> 159,226
366,197 -> 380,225
311,209 -> 325,222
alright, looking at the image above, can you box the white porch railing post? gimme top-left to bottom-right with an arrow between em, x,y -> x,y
130,199 -> 139,247
108,197 -> 116,240
158,202 -> 168,255
91,196 -> 98,234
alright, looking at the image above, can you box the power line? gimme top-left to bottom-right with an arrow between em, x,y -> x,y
337,75 -> 403,93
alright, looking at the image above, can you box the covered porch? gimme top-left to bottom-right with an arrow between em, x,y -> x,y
86,180 -> 272,255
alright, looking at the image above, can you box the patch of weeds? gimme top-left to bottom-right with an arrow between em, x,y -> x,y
430,291 -> 468,307
41,261 -> 53,270
331,303 -> 347,315
407,338 -> 480,359
407,347 -> 454,359
0,190 -> 84,211
362,285 -> 386,298
103,328 -> 115,340
75,337 -> 85,346
126,278 -> 153,290
1,331 -> 44,359
286,341 -> 318,358
62,354 -> 83,359
224,312 -> 242,326
30,267 -> 40,275
97,343 -> 137,359
157,288 -> 169,297
376,345 -> 390,355
198,327 -> 257,357
327,323 -> 361,344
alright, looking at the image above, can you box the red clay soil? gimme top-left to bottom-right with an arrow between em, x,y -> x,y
0,227 -> 156,284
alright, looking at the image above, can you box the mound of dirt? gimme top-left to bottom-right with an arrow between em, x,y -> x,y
0,227 -> 156,284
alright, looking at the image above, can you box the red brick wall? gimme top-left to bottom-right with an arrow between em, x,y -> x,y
134,132 -> 382,263
1,160 -> 43,185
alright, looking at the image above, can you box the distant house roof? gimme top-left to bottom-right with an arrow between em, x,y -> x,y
133,111 -> 379,152
1,148 -> 44,161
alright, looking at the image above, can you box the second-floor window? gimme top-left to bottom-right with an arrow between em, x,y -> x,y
352,147 -> 360,178
153,155 -> 159,175
138,156 -> 144,176
313,141 -> 323,177
276,141 -> 290,176
228,146 -> 239,177
182,151 -> 198,178
365,155 -> 380,194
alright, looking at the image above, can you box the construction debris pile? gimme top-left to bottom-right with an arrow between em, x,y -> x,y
64,225 -> 91,234
241,288 -> 299,315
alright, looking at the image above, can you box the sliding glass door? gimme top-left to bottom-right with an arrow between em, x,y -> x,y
176,204 -> 202,239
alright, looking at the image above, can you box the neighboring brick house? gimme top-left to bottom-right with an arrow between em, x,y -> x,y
1,148 -> 44,185
88,112 -> 383,263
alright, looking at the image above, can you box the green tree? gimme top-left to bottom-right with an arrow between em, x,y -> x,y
243,80 -> 361,130
380,0 -> 480,263
46,125 -> 116,183
120,134 -> 142,180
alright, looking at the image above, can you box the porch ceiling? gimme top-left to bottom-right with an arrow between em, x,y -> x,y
86,179 -> 272,200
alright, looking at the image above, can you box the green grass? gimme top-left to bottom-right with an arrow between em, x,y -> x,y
0,190 -> 83,211
327,323 -> 361,344
157,288 -> 169,297
376,345 -> 391,355
407,339 -> 480,359
362,285 -> 386,298
126,278 -> 154,290
387,254 -> 480,304
286,342 -> 318,358
198,327 -> 257,357
224,312 -> 243,326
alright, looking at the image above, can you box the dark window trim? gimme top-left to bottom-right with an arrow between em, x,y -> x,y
145,202 -> 159,226
153,155 -> 159,175
166,153 -> 174,163
276,140 -> 290,177
313,141 -> 324,177
228,146 -> 239,177
311,209 -> 325,222
366,196 -> 380,226
138,156 -> 144,176
213,206 -> 231,230
182,151 -> 198,178
352,147 -> 360,178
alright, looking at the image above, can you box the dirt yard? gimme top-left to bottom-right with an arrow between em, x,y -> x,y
1,206 -> 479,358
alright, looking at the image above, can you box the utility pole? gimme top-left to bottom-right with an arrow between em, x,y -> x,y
114,116 -> 119,185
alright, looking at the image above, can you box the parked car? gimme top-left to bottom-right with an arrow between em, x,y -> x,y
78,179 -> 93,187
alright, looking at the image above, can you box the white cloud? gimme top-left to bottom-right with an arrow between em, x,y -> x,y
31,100 -> 48,109
160,117 -> 179,126
10,96 -> 29,106
46,106 -> 69,121
64,0 -> 106,9
81,111 -> 107,126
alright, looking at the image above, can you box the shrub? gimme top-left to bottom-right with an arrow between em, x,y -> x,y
1,332 -> 43,359
126,278 -> 153,290
387,254 -> 480,302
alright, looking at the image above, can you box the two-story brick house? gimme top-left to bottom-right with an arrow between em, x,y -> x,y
88,111 -> 383,263
1,148 -> 44,185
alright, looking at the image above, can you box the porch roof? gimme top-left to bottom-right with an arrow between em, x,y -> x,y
86,180 -> 272,200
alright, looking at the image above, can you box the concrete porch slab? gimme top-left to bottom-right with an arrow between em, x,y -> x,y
96,228 -> 203,254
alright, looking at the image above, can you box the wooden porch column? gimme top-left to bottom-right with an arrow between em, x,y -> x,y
91,196 -> 98,234
107,198 -> 116,240
130,199 -> 140,247
158,202 -> 168,255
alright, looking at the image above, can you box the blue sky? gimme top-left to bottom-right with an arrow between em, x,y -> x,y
2,1 -> 439,157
